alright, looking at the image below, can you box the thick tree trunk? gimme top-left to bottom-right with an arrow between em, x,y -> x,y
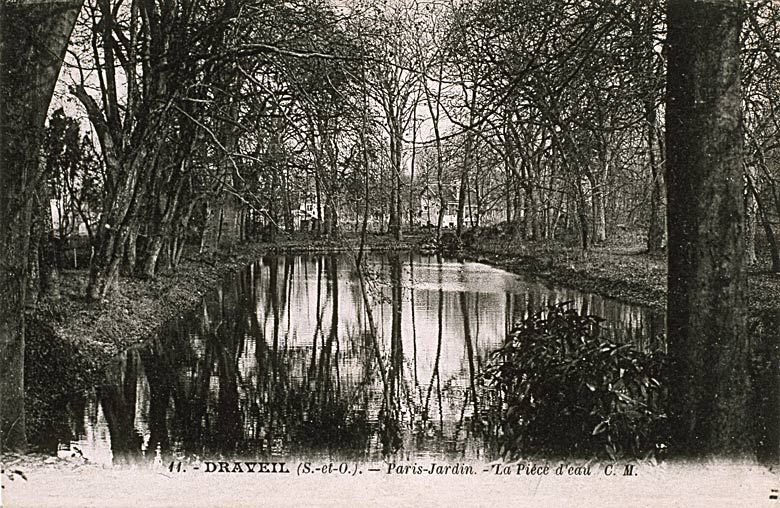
0,0 -> 82,452
170,201 -> 195,269
575,178 -> 590,251
587,167 -> 607,244
123,225 -> 138,275
158,239 -> 172,273
666,0 -> 750,457
142,236 -> 164,278
578,207 -> 589,251
87,225 -> 128,301
83,147 -> 151,300
141,187 -> 181,278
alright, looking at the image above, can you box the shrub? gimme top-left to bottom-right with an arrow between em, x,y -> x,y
484,302 -> 667,460
438,230 -> 463,253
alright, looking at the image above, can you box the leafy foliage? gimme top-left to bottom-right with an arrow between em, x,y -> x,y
484,302 -> 667,460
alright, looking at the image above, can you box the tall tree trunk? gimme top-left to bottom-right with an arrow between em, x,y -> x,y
409,115 -> 417,227
0,0 -> 82,452
83,146 -> 151,301
646,100 -> 666,253
388,121 -> 403,241
123,225 -> 138,275
666,0 -> 750,457
575,177 -> 590,251
141,185 -> 182,278
457,88 -> 478,238
744,185 -> 758,266
587,167 -> 607,245
395,170 -> 402,240
593,187 -> 607,244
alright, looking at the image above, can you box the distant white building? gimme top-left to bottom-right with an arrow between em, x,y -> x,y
50,198 -> 92,237
294,198 -> 320,231
415,187 -> 478,229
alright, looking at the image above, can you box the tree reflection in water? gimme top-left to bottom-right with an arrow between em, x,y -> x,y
68,253 -> 664,464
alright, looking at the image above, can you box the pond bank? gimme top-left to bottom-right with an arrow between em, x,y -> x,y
462,238 -> 780,313
30,236 -> 416,361
22,236 -> 416,450
25,232 -> 670,403
462,242 -> 667,311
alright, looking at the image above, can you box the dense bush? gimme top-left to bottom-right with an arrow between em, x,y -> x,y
484,302 -> 667,460
438,230 -> 464,253
24,318 -> 107,451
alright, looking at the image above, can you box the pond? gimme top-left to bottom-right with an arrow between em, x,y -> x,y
38,252 -> 665,465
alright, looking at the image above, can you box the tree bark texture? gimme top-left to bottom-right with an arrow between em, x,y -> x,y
0,0 -> 82,452
665,0 -> 751,457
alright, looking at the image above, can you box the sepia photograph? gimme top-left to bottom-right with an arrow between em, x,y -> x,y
1,0 -> 779,506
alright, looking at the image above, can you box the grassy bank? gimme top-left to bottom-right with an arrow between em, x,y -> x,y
460,229 -> 780,313
30,235 -> 416,360
465,242 -> 667,310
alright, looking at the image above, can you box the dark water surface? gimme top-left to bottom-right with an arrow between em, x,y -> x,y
41,253 -> 665,465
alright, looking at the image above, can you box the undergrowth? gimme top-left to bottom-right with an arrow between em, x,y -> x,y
484,302 -> 668,461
